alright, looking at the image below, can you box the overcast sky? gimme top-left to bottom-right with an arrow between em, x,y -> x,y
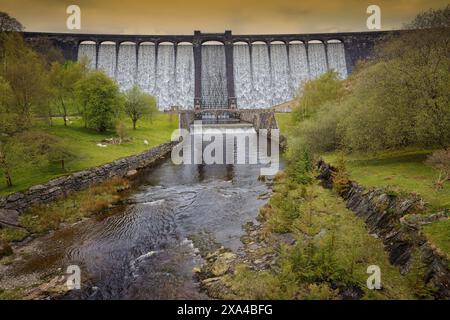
0,0 -> 448,34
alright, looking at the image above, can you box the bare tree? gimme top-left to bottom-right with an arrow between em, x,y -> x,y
426,149 -> 450,190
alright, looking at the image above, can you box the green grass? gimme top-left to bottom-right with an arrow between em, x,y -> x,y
0,113 -> 177,196
19,177 -> 129,234
275,112 -> 293,135
0,288 -> 23,300
423,219 -> 450,259
0,228 -> 28,242
276,114 -> 450,210
226,174 -> 423,299
323,149 -> 450,210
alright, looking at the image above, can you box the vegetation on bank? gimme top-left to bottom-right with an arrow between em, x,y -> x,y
423,219 -> 450,260
0,227 -> 28,243
0,13 -> 176,196
277,111 -> 450,213
0,288 -> 23,300
245,6 -> 450,299
0,177 -> 129,242
284,6 -> 449,251
223,168 -> 430,299
323,150 -> 450,210
0,114 -> 176,196
290,6 -> 449,155
275,113 -> 293,135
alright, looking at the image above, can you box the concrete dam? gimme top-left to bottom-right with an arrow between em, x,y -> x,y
23,30 -> 395,112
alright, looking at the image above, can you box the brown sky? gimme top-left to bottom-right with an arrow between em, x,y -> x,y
0,0 -> 448,34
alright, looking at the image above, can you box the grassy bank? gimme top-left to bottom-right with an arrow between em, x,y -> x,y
0,113 -> 177,196
275,113 -> 294,135
422,220 -> 450,260
0,177 -> 130,243
323,150 -> 450,211
276,112 -> 449,211
223,173 -> 426,299
278,111 -> 449,268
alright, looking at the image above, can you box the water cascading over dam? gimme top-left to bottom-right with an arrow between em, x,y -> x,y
77,35 -> 348,110
201,44 -> 228,109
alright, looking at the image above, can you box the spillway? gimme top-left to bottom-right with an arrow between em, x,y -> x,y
77,39 -> 347,110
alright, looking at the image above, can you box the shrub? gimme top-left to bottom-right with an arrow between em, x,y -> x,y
0,227 -> 28,242
19,178 -> 129,234
75,71 -> 122,132
331,153 -> 351,195
115,121 -> 128,144
303,283 -> 339,300
296,101 -> 347,154
292,70 -> 344,123
12,131 -> 76,170
286,141 -> 314,185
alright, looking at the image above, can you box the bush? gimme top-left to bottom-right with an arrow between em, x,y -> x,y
0,228 -> 28,242
0,131 -> 76,187
75,71 -> 122,132
296,101 -> 347,154
19,178 -> 129,234
292,70 -> 344,123
285,139 -> 314,185
115,121 -> 128,144
331,153 -> 351,195
0,76 -> 20,135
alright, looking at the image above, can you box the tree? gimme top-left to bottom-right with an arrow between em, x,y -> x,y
47,140 -> 77,171
145,94 -> 158,124
0,12 -> 23,32
0,131 -> 77,187
290,7 -> 450,154
426,149 -> 450,190
123,85 -> 158,129
0,141 -> 13,187
340,23 -> 450,152
292,71 -> 344,123
28,37 -> 64,67
405,5 -> 450,29
49,60 -> 88,126
75,71 -> 122,132
0,33 -> 49,126
0,76 -> 12,108
115,121 -> 128,144
0,132 -> 46,188
0,76 -> 21,135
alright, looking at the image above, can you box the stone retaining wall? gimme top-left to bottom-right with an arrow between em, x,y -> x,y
317,159 -> 450,299
238,110 -> 278,132
177,110 -> 278,133
0,142 -> 176,218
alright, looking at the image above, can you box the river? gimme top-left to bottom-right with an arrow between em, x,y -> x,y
10,129 -> 277,300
